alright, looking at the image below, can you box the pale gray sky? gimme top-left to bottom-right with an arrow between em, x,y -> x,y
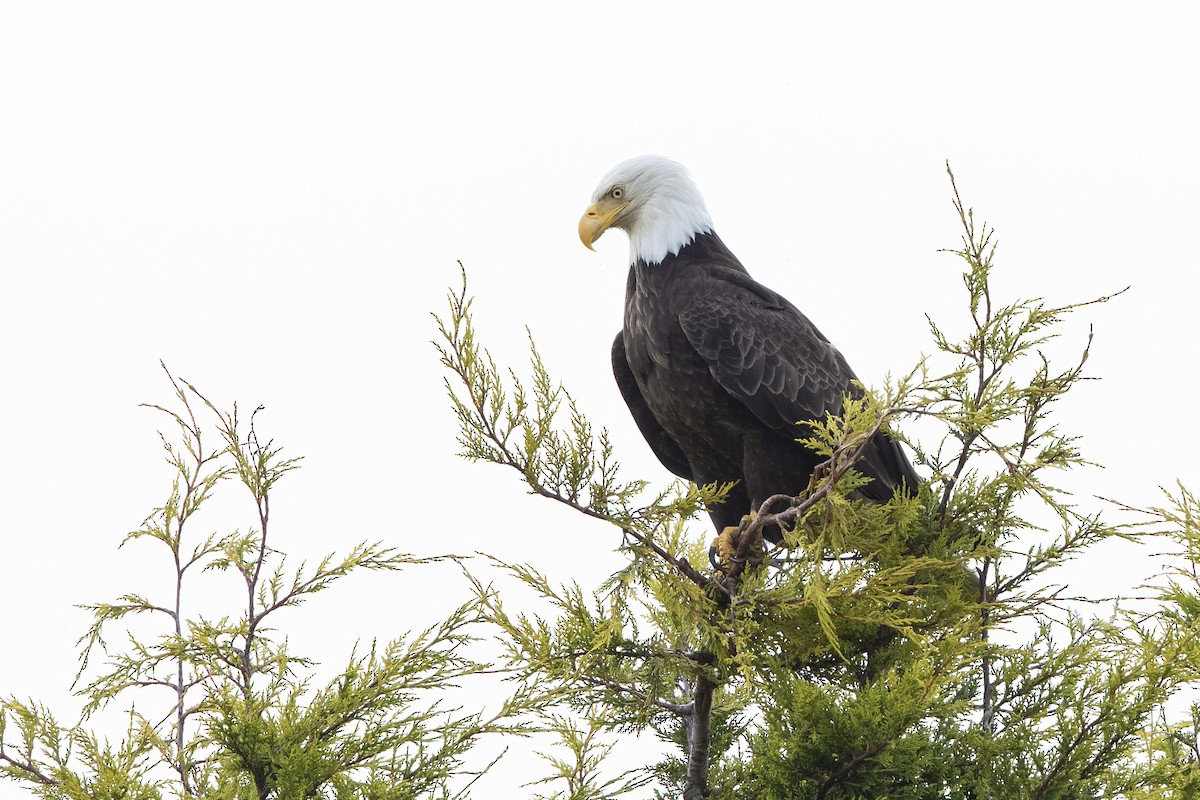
2,3 -> 1198,796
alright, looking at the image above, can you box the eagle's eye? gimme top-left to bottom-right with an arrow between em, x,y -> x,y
611,187 -> 624,199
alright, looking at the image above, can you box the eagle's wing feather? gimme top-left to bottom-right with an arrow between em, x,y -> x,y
611,332 -> 694,480
678,278 -> 852,434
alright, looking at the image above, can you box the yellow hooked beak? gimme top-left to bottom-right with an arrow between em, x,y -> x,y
578,200 -> 628,250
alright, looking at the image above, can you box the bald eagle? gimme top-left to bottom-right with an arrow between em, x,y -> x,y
578,156 -> 920,543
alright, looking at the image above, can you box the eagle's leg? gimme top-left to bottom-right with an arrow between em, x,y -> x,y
740,431 -> 823,546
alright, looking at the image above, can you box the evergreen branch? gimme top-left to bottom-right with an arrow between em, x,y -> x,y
576,676 -> 695,717
434,264 -> 717,594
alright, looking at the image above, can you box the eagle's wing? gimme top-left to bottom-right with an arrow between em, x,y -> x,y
678,275 -> 921,499
611,332 -> 694,480
678,283 -> 852,434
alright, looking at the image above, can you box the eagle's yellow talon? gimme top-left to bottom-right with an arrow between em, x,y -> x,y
717,526 -> 740,561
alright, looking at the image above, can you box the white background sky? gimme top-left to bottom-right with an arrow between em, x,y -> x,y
2,3 -> 1198,797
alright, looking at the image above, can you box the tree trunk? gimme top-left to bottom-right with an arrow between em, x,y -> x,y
682,672 -> 714,800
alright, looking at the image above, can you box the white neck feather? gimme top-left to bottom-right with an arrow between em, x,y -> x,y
627,187 -> 713,265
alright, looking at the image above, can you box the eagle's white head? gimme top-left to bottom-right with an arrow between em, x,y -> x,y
579,155 -> 714,266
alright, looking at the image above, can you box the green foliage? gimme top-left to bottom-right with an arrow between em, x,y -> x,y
525,711 -> 653,800
1,368 -> 524,799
